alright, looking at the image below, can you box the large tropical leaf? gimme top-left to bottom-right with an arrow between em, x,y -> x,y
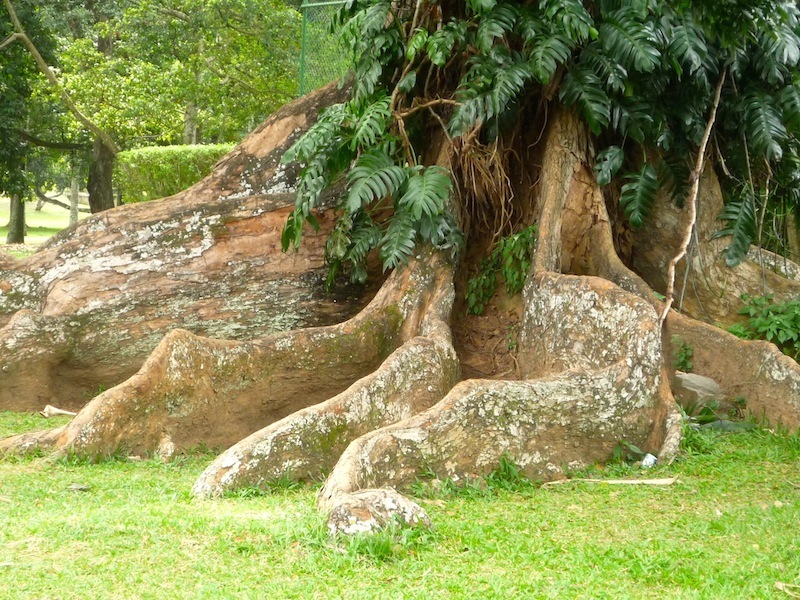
779,79 -> 800,132
396,166 -> 452,220
619,163 -> 659,228
742,92 -> 788,161
282,103 -> 347,164
350,95 -> 391,150
540,0 -> 596,44
599,8 -> 660,73
580,43 -> 628,94
711,192 -> 758,267
345,149 -> 407,212
379,209 -> 417,271
527,30 -> 572,83
559,67 -> 611,134
593,146 -> 624,185
475,4 -> 517,53
667,17 -> 711,85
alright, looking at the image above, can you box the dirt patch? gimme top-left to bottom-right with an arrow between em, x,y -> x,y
453,286 -> 523,380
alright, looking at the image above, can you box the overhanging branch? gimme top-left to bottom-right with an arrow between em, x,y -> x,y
2,0 -> 120,154
18,129 -> 91,151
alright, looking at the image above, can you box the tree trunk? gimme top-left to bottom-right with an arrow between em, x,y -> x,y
183,102 -> 199,145
69,176 -> 79,226
1,87 -> 799,535
86,137 -> 115,213
5,194 -> 25,244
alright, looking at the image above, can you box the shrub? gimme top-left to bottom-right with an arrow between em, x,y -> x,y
114,144 -> 234,203
728,294 -> 800,361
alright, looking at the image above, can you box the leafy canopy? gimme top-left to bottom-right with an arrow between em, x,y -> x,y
282,0 -> 800,280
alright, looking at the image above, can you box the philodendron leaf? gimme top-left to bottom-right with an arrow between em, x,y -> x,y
594,146 -> 624,185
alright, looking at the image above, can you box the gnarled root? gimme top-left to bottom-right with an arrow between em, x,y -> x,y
318,272 -> 678,533
192,261 -> 459,496
0,251 -> 454,460
667,312 -> 800,428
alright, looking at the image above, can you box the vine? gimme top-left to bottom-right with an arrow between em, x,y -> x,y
279,0 -> 800,284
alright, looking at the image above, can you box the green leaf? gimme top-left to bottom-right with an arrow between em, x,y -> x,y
594,146 -> 624,185
350,95 -> 391,150
345,149 -> 407,212
527,31 -> 572,83
406,29 -> 429,61
599,9 -> 660,74
742,92 -> 788,162
379,210 -> 417,271
476,5 -> 518,52
540,0 -> 595,44
619,164 -> 658,228
779,79 -> 800,132
559,67 -> 611,134
397,71 -> 417,94
667,19 -> 710,81
468,0 -> 498,15
580,43 -> 628,94
711,192 -> 758,267
396,166 -> 452,220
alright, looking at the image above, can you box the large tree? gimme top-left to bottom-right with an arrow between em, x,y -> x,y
2,0 -> 800,534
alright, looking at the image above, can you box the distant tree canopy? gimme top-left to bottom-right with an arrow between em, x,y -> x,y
1,0 -> 302,208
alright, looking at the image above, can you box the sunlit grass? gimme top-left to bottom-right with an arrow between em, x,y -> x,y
0,195 -> 86,255
1,412 -> 799,599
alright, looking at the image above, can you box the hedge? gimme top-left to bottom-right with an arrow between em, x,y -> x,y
114,144 -> 234,203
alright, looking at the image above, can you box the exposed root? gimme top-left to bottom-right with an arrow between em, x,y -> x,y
319,271 -> 676,533
192,261 -> 459,497
632,167 -> 800,327
0,251 -> 452,459
667,312 -> 800,429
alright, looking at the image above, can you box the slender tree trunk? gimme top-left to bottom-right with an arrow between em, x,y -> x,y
183,103 -> 199,145
69,176 -> 80,226
787,211 -> 800,264
5,194 -> 25,244
86,137 -> 115,213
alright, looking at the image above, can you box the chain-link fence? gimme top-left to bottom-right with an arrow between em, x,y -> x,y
299,1 -> 348,96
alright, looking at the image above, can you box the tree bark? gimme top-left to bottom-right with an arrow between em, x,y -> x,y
1,89 -> 799,536
86,137 -> 116,213
69,177 -> 80,226
5,195 -> 25,244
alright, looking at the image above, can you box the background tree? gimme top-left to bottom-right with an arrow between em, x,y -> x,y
0,0 -> 58,242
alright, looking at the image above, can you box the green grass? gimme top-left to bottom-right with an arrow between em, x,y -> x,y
0,196 -> 85,256
1,412 -> 799,599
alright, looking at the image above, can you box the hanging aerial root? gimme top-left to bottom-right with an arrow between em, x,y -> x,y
0,251 -> 454,460
318,272 -> 678,533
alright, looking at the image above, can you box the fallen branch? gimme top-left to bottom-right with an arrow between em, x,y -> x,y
0,496 -> 11,503
542,477 -> 677,487
40,405 -> 78,418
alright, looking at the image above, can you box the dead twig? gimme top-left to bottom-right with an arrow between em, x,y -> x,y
776,582 -> 800,598
39,405 -> 78,418
542,477 -> 677,487
660,70 -> 726,324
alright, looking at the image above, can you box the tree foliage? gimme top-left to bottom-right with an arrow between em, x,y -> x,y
282,0 -> 800,279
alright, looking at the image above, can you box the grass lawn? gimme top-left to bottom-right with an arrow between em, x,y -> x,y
1,413 -> 798,599
0,196 -> 86,257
